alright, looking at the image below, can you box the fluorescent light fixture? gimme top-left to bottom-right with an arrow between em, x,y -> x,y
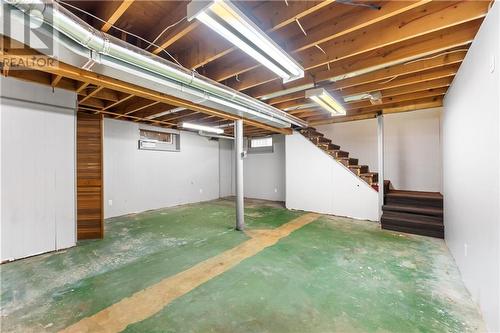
305,88 -> 346,116
181,122 -> 224,134
187,0 -> 304,83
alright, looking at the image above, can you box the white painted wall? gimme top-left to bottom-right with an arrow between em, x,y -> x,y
0,77 -> 76,261
103,119 -> 221,218
286,132 -> 379,221
442,3 -> 500,331
219,139 -> 234,198
218,134 -> 286,201
317,108 -> 443,192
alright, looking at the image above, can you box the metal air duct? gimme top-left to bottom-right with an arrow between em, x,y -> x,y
2,0 -> 308,129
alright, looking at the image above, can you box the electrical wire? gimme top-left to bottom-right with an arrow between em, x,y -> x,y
315,44 -> 326,54
377,49 -> 469,85
336,0 -> 381,10
145,16 -> 187,50
55,0 -> 185,68
295,18 -> 307,36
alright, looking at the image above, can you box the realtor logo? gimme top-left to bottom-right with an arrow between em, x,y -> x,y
1,2 -> 59,70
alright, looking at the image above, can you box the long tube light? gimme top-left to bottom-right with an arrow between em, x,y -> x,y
187,0 -> 304,83
181,122 -> 224,134
305,88 -> 346,116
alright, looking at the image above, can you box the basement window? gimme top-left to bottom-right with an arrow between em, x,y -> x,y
139,129 -> 173,144
248,136 -> 273,153
138,128 -> 180,152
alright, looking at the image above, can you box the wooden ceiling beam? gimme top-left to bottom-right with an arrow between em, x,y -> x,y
176,1 -> 334,70
78,88 -> 120,102
158,110 -> 198,122
339,64 -> 458,97
114,100 -> 161,119
288,0 -> 431,53
205,0 -> 430,81
102,94 -> 135,111
51,74 -> 62,87
309,97 -> 444,125
290,81 -> 451,118
78,106 -> 176,127
173,112 -> 212,125
307,96 -> 444,124
246,20 -> 478,100
78,86 -> 104,104
250,0 -> 334,32
346,87 -> 448,110
76,82 -> 90,94
300,1 -> 487,71
275,65 -> 457,112
223,2 -> 487,91
6,69 -> 75,91
149,2 -> 200,55
100,0 -> 135,33
79,96 -> 105,109
267,50 -> 465,105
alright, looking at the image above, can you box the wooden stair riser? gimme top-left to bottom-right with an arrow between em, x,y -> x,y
382,190 -> 444,239
328,143 -> 341,150
338,157 -> 358,167
331,150 -> 349,158
360,173 -> 378,185
385,196 -> 443,208
381,224 -> 444,238
383,204 -> 443,217
349,165 -> 369,176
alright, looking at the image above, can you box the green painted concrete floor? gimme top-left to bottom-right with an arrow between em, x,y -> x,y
1,199 -> 485,332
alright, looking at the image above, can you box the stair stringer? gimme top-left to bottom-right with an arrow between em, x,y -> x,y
285,131 -> 379,221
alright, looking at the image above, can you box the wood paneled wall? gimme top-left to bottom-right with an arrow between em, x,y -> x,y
77,112 -> 104,239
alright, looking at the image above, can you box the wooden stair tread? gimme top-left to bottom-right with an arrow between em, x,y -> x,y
349,165 -> 368,169
386,190 -> 442,200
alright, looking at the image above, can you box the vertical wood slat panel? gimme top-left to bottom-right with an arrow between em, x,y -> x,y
77,112 -> 104,239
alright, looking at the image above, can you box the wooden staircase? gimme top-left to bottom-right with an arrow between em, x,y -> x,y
299,127 -> 381,190
382,190 -> 444,238
299,127 -> 444,239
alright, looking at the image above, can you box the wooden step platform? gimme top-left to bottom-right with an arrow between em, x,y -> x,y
382,190 -> 444,238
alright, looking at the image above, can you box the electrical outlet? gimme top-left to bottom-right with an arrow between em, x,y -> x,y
274,188 -> 278,193
464,243 -> 468,257
199,189 -> 203,194
108,199 -> 113,206
490,55 -> 496,73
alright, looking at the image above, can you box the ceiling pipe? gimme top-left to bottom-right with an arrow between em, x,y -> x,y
3,0 -> 308,129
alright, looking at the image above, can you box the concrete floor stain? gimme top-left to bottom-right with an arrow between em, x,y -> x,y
0,199 -> 485,332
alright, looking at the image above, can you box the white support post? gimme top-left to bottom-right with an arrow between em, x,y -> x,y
377,113 -> 385,219
234,119 -> 245,230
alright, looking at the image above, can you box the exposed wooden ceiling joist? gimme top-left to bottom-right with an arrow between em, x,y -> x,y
176,0 -> 334,70
224,2 -> 488,92
100,0 -> 135,33
4,0 -> 491,127
246,18 -> 480,99
204,0 -> 431,82
266,49 -> 466,106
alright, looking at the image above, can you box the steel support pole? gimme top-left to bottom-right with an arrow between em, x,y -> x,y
234,119 -> 245,230
377,113 -> 385,219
